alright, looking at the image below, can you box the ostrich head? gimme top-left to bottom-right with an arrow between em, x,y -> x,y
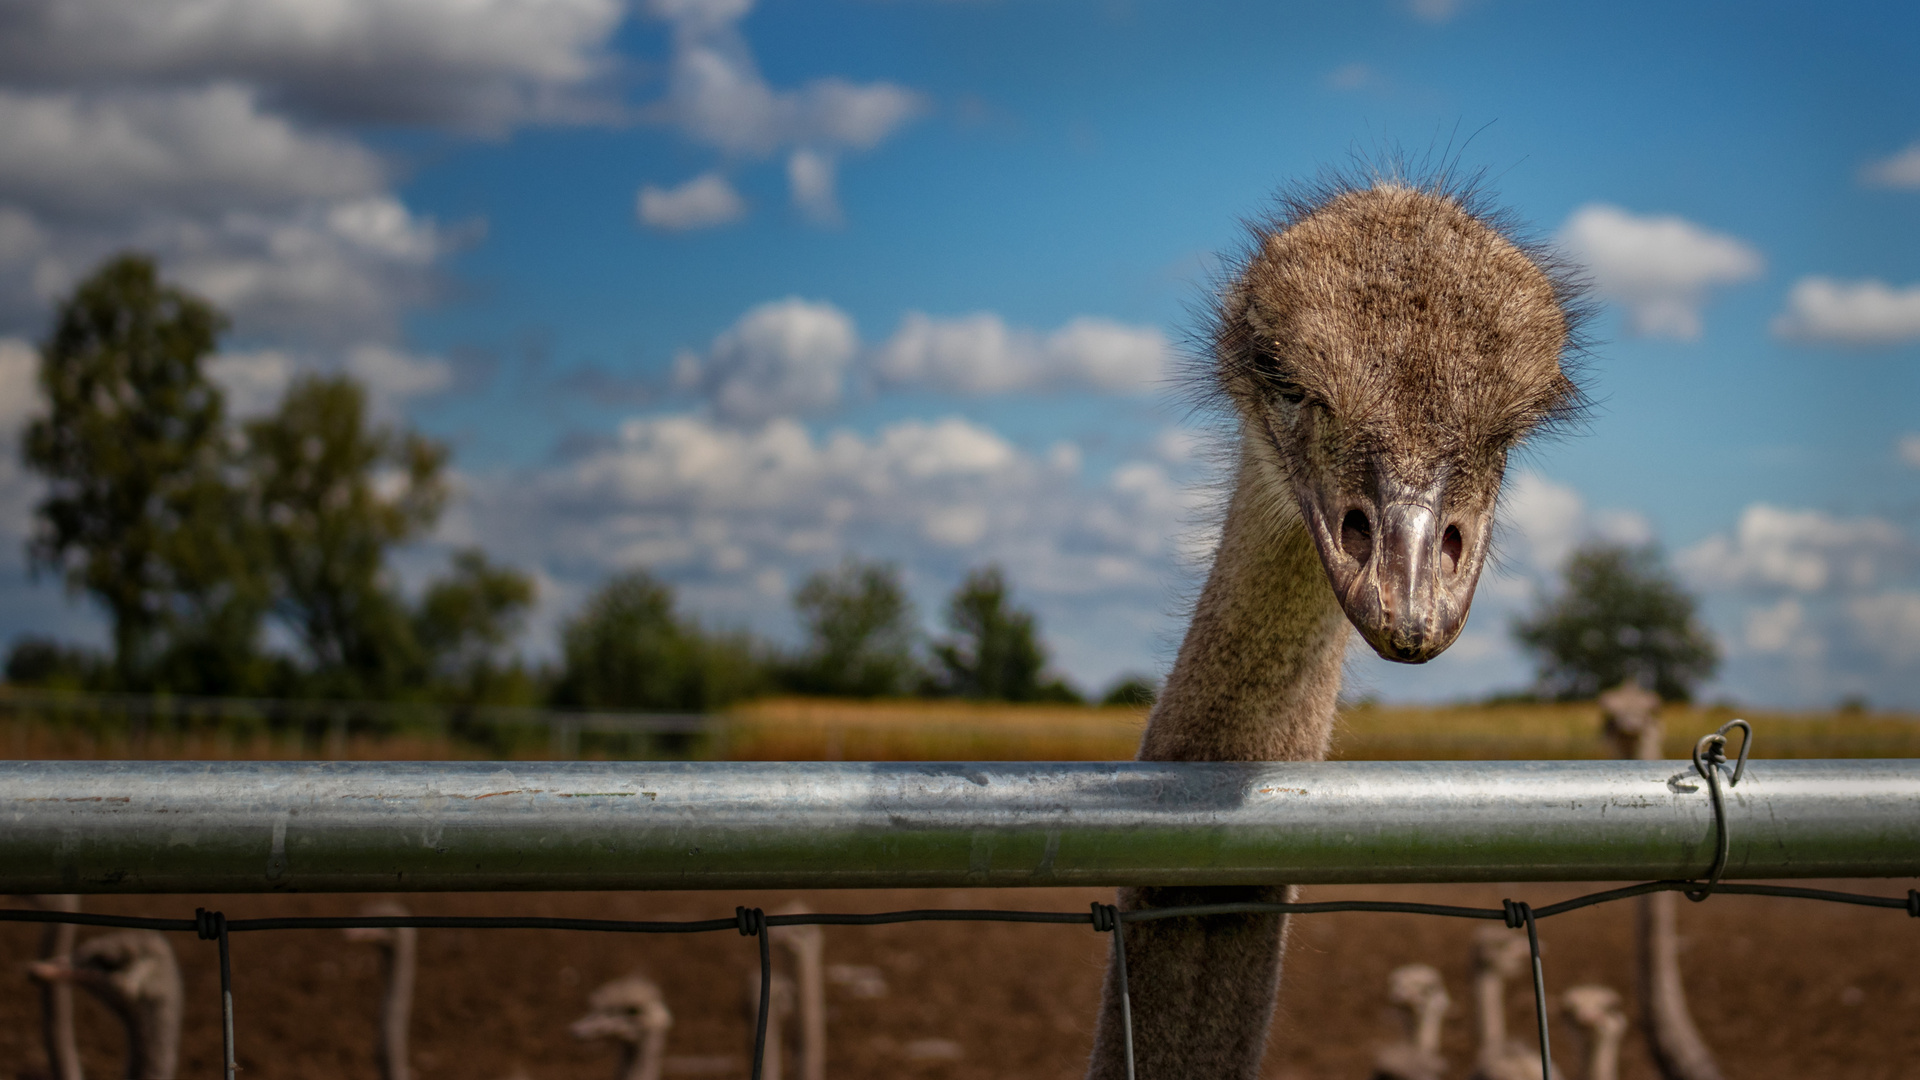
572,975 -> 674,1046
1216,180 -> 1583,662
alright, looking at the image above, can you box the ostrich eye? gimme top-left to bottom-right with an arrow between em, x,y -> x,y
1272,381 -> 1306,405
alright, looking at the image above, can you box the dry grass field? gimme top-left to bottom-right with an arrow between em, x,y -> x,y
5,695 -> 1916,762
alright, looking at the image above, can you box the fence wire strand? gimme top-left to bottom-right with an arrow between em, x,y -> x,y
5,878 -> 1916,1080
6,718 -> 1919,1079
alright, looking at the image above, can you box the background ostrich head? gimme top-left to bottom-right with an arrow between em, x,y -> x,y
1214,177 -> 1587,663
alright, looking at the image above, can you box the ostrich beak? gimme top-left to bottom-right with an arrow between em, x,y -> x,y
1303,473 -> 1485,664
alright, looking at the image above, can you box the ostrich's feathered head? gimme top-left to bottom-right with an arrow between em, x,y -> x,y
1213,177 -> 1587,663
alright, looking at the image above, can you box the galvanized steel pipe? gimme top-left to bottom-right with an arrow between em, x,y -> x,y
0,759 -> 1914,893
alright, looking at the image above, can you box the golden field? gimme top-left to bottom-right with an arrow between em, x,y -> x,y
723,697 -> 1920,761
2,696 -> 1914,762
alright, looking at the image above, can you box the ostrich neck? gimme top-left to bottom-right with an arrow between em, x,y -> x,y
624,1030 -> 668,1080
1413,996 -> 1447,1056
108,994 -> 181,1080
380,932 -> 417,1080
1138,448 -> 1350,764
1475,971 -> 1507,1054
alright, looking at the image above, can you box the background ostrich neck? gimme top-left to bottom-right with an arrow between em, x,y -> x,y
1475,972 -> 1507,1052
1138,448 -> 1350,764
380,931 -> 416,1080
1414,997 -> 1447,1055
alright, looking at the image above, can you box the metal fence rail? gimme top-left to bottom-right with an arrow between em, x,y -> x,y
4,758 -> 1917,894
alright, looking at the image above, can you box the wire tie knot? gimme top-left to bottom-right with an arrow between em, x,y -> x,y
195,908 -> 226,941
735,906 -> 765,937
1090,902 -> 1119,933
1686,718 -> 1752,902
1502,898 -> 1529,929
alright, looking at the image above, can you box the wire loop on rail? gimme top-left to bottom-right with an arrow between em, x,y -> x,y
1686,718 -> 1752,902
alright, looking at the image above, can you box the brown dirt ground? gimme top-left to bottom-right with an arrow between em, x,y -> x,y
2,880 -> 1916,1080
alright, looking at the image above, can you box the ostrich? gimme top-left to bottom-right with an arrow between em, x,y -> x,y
1470,927 -> 1561,1080
1371,963 -> 1450,1080
1597,684 -> 1723,1080
1084,175 -> 1585,1080
344,900 -> 418,1080
771,903 -> 827,1080
23,894 -> 84,1080
744,967 -> 798,1080
572,974 -> 674,1080
30,929 -> 184,1080
1561,986 -> 1628,1080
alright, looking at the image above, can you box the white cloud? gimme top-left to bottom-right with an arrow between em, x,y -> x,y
645,0 -> 923,172
873,312 -> 1170,395
1557,204 -> 1763,340
787,149 -> 840,226
346,344 -> 454,404
94,197 -> 450,345
680,298 -> 859,424
1899,433 -> 1920,469
0,0 -> 628,130
1743,597 -> 1818,657
0,337 -> 40,436
205,349 -> 296,418
1326,63 -> 1376,91
1861,143 -> 1920,190
1678,504 -> 1907,593
1770,277 -> 1920,346
0,85 -> 384,218
1848,591 -> 1920,664
637,172 -> 746,231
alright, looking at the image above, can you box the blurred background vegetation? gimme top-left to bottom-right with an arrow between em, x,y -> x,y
4,254 -> 1911,763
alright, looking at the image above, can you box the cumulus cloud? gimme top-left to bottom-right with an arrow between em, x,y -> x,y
1743,597 -> 1818,657
0,85 -> 384,218
637,172 -> 746,231
0,337 -> 40,436
346,344 -> 454,404
1557,204 -> 1764,340
1678,504 -> 1908,593
0,0 -> 628,130
873,312 -> 1170,395
460,411 -> 1199,625
1770,277 -> 1920,346
1861,143 -> 1920,190
205,349 -> 296,418
1848,591 -> 1920,663
638,0 -> 921,222
676,298 -> 859,424
1496,471 -> 1652,579
1899,433 -> 1920,469
787,149 -> 840,226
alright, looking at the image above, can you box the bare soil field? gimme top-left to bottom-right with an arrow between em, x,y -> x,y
3,880 -> 1916,1080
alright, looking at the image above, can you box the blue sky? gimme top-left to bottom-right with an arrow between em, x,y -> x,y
0,0 -> 1916,707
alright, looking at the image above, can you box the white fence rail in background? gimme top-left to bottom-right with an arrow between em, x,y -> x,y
2,759 -> 1916,894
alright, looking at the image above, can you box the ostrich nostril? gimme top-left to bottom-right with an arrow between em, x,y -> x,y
1340,509 -> 1372,565
1441,525 -> 1463,575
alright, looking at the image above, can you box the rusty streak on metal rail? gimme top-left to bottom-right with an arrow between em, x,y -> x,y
0,759 -> 1916,894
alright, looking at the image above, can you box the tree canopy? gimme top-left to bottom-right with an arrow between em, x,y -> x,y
22,253 -> 261,691
1511,541 -> 1719,701
930,565 -> 1079,702
783,558 -> 921,697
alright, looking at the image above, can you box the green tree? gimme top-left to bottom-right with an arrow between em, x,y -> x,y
22,253 -> 265,691
930,566 -> 1080,702
415,549 -> 537,704
1511,541 -> 1719,701
784,558 -> 921,697
1099,673 -> 1159,707
245,374 -> 447,697
552,570 -> 763,712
